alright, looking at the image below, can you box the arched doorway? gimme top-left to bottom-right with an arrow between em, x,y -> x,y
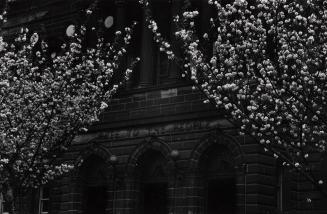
199,144 -> 237,214
80,155 -> 109,214
136,149 -> 169,214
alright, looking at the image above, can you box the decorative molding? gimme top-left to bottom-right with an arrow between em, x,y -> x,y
79,118 -> 232,141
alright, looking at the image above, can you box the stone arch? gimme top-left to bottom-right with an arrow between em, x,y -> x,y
126,136 -> 174,176
126,136 -> 173,214
189,131 -> 245,173
78,150 -> 111,214
66,143 -> 114,214
73,142 -> 114,185
75,143 -> 113,167
188,131 -> 245,214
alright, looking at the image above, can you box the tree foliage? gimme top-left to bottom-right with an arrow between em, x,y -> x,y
0,5 -> 138,212
141,0 -> 327,193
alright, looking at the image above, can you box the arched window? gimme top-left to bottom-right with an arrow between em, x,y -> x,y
199,144 -> 237,214
136,150 -> 169,214
80,155 -> 109,214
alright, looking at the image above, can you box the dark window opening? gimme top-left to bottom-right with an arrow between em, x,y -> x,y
199,145 -> 235,177
199,144 -> 237,214
275,163 -> 292,212
83,186 -> 107,214
141,182 -> 168,214
137,150 -> 169,214
206,178 -> 236,214
80,155 -> 109,214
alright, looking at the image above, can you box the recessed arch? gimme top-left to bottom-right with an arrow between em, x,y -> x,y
190,132 -> 243,214
79,154 -> 109,214
189,132 -> 245,173
75,143 -> 113,167
199,143 -> 235,177
80,154 -> 108,184
126,137 -> 173,214
74,143 -> 114,214
126,136 -> 174,175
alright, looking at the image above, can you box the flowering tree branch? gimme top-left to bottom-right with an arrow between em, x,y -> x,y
140,0 -> 327,197
0,2 -> 139,213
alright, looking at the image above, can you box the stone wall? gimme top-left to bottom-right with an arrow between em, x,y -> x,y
4,1 -> 327,214
47,85 -> 281,214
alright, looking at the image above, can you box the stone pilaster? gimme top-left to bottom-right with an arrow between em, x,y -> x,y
168,0 -> 182,82
139,9 -> 154,87
115,0 -> 126,31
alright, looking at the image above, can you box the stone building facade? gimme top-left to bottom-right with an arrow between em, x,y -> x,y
1,0 -> 327,214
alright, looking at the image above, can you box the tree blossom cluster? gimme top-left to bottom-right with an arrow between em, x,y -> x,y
0,0 -> 8,25
0,10 -> 138,211
141,0 -> 327,191
139,0 -> 175,59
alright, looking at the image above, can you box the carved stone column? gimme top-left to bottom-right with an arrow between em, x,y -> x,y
201,0 -> 211,34
114,0 -> 128,87
115,0 -> 126,31
139,10 -> 154,87
169,0 -> 182,82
